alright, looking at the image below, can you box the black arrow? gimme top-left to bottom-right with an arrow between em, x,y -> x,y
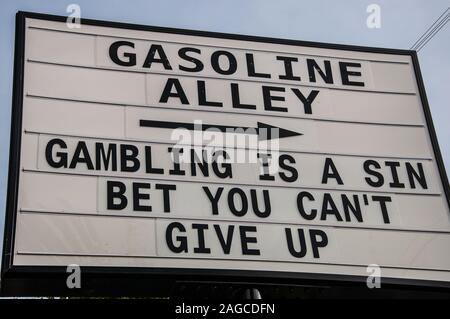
139,119 -> 302,140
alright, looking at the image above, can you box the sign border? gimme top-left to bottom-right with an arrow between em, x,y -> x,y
2,11 -> 450,296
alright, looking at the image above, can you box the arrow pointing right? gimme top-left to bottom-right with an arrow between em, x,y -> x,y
139,120 -> 302,140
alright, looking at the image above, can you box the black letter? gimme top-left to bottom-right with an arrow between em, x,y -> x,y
95,143 -> 117,171
239,226 -> 260,255
202,187 -> 224,215
231,83 -> 256,109
262,86 -> 288,112
339,62 -> 364,86
246,53 -> 271,78
145,146 -> 164,174
258,153 -> 275,181
69,141 -> 94,170
279,154 -> 298,182
168,148 -> 186,176
372,195 -> 392,224
309,229 -> 328,258
291,89 -> 319,114
133,182 -> 151,212
285,228 -> 307,258
211,50 -> 237,75
155,183 -> 176,212
179,47 -> 204,72
228,188 -> 248,217
214,225 -> 234,254
159,78 -> 189,104
198,80 -> 223,107
166,222 -> 188,253
193,224 -> 211,254
307,58 -> 333,83
320,193 -> 343,221
212,150 -> 233,178
45,138 -> 68,168
251,189 -> 271,218
109,41 -> 136,67
296,191 -> 317,220
406,162 -> 428,189
341,194 -> 363,222
120,144 -> 140,172
322,157 -> 343,185
107,180 -> 127,210
364,160 -> 384,187
143,44 -> 172,69
276,56 -> 301,81
385,161 -> 405,188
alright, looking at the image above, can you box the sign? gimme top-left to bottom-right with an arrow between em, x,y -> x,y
2,11 -> 450,295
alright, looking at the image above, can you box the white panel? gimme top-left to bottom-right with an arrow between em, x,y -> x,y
337,228 -> 450,270
17,169 -> 447,231
316,121 -> 431,159
20,172 -> 97,213
395,195 -> 450,230
156,219 -> 341,263
156,218 -> 450,270
16,213 -> 156,257
329,90 -> 423,125
97,177 -> 403,227
125,106 -> 432,158
8,17 -> 449,284
28,18 -> 413,64
25,62 -> 146,105
144,74 -> 424,125
20,133 -> 39,170
96,36 -> 378,91
27,27 -> 96,66
145,73 -> 334,119
371,62 -> 417,93
35,134 -> 440,194
23,97 -> 125,139
13,253 -> 450,283
96,177 -> 450,231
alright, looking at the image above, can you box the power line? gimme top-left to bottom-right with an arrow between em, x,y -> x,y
416,15 -> 449,51
411,8 -> 449,50
411,7 -> 450,51
413,12 -> 449,51
411,7 -> 449,49
414,11 -> 450,51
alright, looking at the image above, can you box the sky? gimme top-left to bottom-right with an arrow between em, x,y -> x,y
0,0 -> 449,256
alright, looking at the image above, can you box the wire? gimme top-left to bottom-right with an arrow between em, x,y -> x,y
417,17 -> 449,51
411,7 -> 450,51
413,12 -> 449,50
411,7 -> 449,49
414,12 -> 450,51
411,8 -> 449,50
412,12 -> 449,51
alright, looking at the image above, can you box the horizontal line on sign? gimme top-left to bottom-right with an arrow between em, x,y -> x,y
15,251 -> 450,275
27,26 -> 412,65
24,130 -> 435,161
17,251 -> 154,259
19,209 -> 450,234
22,168 -> 440,196
26,59 -> 417,96
15,238 -> 450,274
25,93 -> 425,128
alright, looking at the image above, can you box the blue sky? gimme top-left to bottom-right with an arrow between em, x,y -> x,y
0,0 -> 449,256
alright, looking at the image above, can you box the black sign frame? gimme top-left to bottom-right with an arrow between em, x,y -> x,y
2,11 -> 450,297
